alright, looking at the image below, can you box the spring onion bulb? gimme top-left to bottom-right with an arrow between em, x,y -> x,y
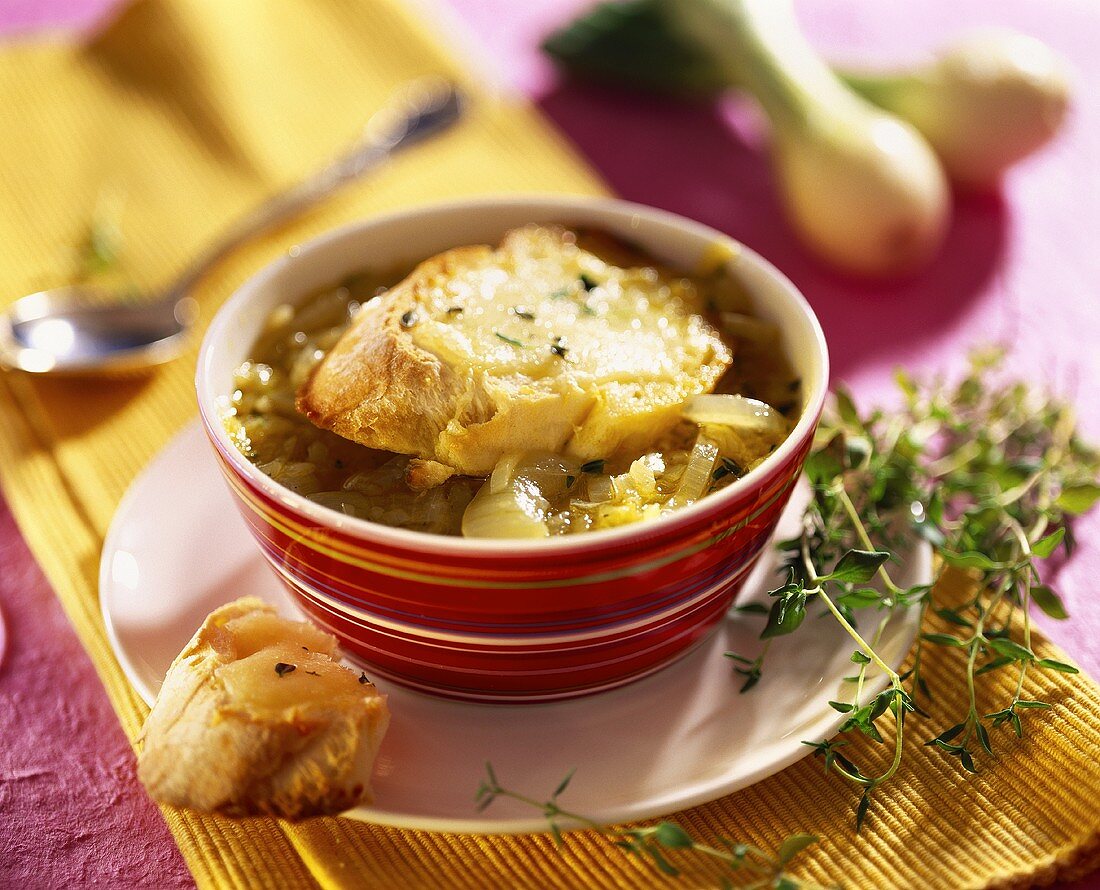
840,30 -> 1071,190
665,0 -> 950,277
548,3 -> 1073,264
548,6 -> 1071,196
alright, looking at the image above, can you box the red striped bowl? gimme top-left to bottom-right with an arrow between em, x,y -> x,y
196,197 -> 828,702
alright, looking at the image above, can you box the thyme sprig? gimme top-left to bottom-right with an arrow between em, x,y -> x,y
476,763 -> 832,888
750,349 -> 1099,828
470,350 -> 1099,875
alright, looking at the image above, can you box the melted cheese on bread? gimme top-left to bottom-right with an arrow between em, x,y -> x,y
297,225 -> 732,475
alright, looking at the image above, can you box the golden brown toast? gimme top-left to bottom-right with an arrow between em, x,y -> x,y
297,225 -> 732,475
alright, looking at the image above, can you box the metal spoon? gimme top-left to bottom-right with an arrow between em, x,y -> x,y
0,78 -> 464,375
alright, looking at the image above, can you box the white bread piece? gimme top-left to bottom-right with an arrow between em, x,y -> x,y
297,225 -> 732,475
137,597 -> 389,819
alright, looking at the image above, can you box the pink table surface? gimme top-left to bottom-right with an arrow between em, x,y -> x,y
1,1 -> 1098,888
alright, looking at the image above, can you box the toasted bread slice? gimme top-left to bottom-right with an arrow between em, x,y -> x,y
297,225 -> 732,475
137,598 -> 389,819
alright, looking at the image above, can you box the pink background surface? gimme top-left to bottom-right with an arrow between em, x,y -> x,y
0,499 -> 192,887
0,1 -> 1097,887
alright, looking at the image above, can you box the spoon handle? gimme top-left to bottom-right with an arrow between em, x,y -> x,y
162,78 -> 464,305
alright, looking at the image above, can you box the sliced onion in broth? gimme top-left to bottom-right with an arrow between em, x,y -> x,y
516,453 -> 580,500
462,478 -> 551,539
683,393 -> 787,438
490,452 -> 523,494
664,436 -> 720,511
585,473 -> 615,503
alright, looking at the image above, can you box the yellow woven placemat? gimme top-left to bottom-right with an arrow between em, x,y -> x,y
0,1 -> 1097,887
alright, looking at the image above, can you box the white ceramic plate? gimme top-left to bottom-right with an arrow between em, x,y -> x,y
102,423 -> 927,834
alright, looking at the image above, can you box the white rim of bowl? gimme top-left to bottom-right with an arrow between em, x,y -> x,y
197,195 -> 829,558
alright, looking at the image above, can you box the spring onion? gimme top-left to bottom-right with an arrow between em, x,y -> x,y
547,2 -> 1070,193
839,30 -> 1070,190
550,0 -> 950,276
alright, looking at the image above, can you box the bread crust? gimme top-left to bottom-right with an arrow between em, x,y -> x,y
298,249 -> 484,464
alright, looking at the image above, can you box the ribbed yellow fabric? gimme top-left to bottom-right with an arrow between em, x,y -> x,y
0,1 -> 1097,887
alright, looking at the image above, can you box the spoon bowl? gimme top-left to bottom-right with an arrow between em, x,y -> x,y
0,288 -> 196,374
